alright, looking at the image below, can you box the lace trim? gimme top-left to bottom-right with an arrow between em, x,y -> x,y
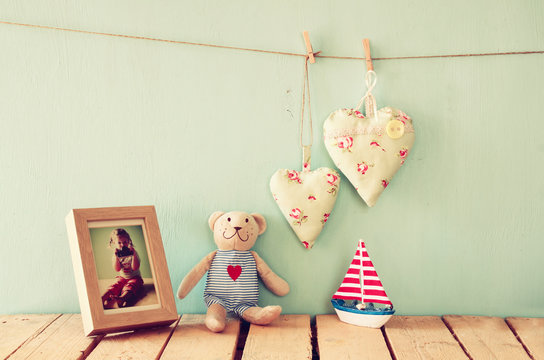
323,124 -> 415,140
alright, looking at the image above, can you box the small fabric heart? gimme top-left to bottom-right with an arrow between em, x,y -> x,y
227,265 -> 242,281
323,107 -> 415,207
270,167 -> 340,249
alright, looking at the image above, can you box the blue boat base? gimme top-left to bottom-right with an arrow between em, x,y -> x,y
331,299 -> 395,316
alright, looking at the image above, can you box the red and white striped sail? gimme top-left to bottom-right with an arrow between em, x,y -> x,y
332,240 -> 392,306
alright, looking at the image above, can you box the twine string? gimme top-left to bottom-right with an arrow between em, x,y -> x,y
300,56 -> 314,149
1,20 -> 543,62
299,54 -> 321,172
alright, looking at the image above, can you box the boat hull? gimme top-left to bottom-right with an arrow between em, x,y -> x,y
331,299 -> 394,328
333,308 -> 393,328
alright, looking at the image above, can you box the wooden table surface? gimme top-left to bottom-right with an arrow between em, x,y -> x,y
1,314 -> 542,359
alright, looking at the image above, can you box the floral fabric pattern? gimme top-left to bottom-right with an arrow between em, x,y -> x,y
286,170 -> 302,184
398,147 -> 409,165
321,213 -> 330,224
357,161 -> 373,175
336,136 -> 354,152
270,167 -> 340,249
326,173 -> 339,196
290,208 -> 308,226
323,107 -> 415,207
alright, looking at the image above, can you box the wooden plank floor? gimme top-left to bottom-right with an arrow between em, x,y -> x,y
242,314 -> 312,360
161,314 -> 240,360
2,314 -> 102,360
385,316 -> 468,359
2,314 -> 542,359
443,315 -> 531,359
316,314 -> 391,360
507,317 -> 544,359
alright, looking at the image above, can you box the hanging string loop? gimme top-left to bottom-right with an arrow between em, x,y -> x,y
355,70 -> 379,123
299,54 -> 319,171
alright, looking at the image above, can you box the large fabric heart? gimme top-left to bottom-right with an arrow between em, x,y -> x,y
323,107 -> 415,207
270,167 -> 340,249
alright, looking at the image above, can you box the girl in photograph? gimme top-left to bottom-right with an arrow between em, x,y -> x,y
101,228 -> 144,309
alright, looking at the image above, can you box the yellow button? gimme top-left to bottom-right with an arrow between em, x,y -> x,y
386,119 -> 405,139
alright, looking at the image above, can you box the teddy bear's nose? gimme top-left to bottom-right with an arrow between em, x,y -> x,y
234,226 -> 242,231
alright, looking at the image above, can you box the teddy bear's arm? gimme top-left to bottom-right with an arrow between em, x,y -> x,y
177,250 -> 218,299
251,251 -> 290,297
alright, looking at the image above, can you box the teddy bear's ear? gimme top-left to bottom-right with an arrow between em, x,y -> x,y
251,213 -> 267,235
208,211 -> 225,231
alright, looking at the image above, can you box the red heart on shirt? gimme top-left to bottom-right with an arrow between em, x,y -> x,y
227,265 -> 242,281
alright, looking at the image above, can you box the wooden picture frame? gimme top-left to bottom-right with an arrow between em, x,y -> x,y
66,205 -> 178,336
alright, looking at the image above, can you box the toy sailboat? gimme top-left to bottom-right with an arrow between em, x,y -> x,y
331,239 -> 395,328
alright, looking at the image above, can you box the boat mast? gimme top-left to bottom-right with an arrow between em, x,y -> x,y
357,240 -> 366,307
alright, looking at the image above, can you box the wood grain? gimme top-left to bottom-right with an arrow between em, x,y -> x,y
161,314 -> 240,360
242,315 -> 312,360
85,319 -> 179,360
66,206 -> 178,335
6,314 -> 102,360
443,315 -> 530,360
316,314 -> 391,360
0,314 -> 60,359
384,316 -> 467,359
506,317 -> 544,359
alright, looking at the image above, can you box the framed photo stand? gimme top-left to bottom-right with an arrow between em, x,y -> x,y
66,206 -> 178,336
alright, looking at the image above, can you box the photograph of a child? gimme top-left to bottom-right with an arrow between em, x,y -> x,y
89,222 -> 159,312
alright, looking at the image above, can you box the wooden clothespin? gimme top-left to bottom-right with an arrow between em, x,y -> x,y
362,38 -> 373,71
303,31 -> 316,64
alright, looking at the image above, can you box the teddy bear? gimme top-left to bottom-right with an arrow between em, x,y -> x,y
177,210 -> 290,332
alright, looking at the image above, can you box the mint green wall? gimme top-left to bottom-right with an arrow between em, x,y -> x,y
1,0 -> 543,317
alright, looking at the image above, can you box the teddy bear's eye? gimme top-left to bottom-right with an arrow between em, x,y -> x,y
245,218 -> 249,223
227,217 -> 231,222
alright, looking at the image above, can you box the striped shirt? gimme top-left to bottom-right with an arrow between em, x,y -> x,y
204,250 -> 259,310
